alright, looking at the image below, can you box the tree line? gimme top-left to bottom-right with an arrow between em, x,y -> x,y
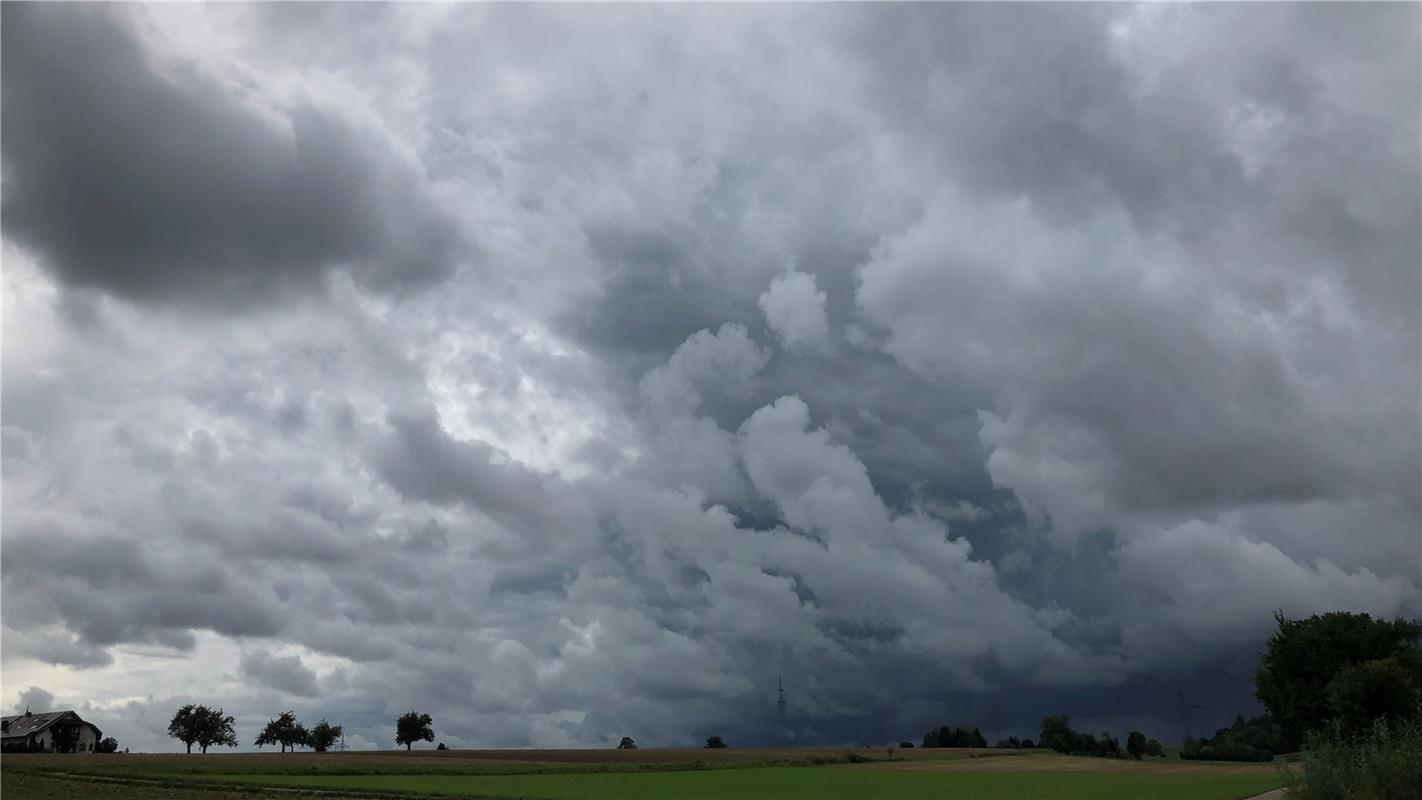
1181,610 -> 1421,763
616,735 -> 730,749
159,611 -> 1416,762
920,612 -> 1419,766
166,707 -> 435,753
1041,611 -> 1420,764
1038,714 -> 1164,759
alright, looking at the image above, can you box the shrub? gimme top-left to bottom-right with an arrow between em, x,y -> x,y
1182,714 -> 1289,761
922,724 -> 988,748
898,741 -> 914,748
1285,718 -> 1422,800
704,735 -> 727,749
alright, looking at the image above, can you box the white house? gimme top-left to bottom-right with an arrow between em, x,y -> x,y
0,710 -> 103,753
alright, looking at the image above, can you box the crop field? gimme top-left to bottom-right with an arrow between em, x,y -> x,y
1,747 -> 1288,800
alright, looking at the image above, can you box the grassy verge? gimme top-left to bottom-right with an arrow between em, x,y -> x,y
1283,719 -> 1422,800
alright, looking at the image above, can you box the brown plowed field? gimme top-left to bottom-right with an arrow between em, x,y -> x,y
2,745 -> 996,775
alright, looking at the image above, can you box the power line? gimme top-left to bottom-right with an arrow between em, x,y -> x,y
1173,669 -> 1204,742
776,676 -> 789,742
988,694 -> 1002,745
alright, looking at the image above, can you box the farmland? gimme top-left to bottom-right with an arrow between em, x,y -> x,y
1,747 -> 1288,799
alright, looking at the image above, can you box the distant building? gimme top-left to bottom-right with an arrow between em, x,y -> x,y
1,710 -> 103,753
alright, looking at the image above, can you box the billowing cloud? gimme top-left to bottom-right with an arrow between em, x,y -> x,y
759,267 -> 831,352
2,3 -> 1416,752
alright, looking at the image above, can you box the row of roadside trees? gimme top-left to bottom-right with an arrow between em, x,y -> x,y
253,711 -> 343,752
167,707 -> 435,753
163,610 -> 1416,776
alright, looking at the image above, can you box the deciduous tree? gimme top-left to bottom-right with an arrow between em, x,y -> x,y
395,711 -> 434,751
168,705 -> 235,754
1126,730 -> 1147,759
195,707 -> 237,754
1255,611 -> 1421,749
307,719 -> 344,753
167,705 -> 202,754
255,711 -> 306,753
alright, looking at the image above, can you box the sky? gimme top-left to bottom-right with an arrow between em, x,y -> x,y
1,2 -> 1419,753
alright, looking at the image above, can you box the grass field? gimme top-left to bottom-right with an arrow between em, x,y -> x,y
1,747 -> 1289,800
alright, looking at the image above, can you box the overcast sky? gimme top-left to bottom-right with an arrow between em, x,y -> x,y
2,3 -> 1419,753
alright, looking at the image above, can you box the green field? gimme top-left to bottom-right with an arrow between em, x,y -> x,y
1,748 -> 1289,800
200,767 -> 1284,800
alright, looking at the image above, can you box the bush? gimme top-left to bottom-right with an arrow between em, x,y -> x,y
435,742 -> 448,751
704,735 -> 727,749
1182,714 -> 1289,762
1285,718 -> 1422,800
922,724 -> 988,748
898,741 -> 914,748
1038,715 -> 1131,758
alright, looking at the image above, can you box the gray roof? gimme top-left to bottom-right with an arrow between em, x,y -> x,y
0,710 -> 101,739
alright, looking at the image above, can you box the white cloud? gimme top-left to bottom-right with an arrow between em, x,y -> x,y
758,266 -> 831,352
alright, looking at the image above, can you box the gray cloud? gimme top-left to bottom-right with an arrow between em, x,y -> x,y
1,4 -> 465,307
240,649 -> 320,698
12,686 -> 54,715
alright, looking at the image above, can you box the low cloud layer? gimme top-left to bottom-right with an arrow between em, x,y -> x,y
3,3 -> 1418,752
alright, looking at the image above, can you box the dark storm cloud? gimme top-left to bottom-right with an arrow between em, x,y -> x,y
2,526 -> 286,648
0,4 -> 463,306
3,2 -> 1418,753
3,627 -> 116,670
853,3 -> 1421,534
